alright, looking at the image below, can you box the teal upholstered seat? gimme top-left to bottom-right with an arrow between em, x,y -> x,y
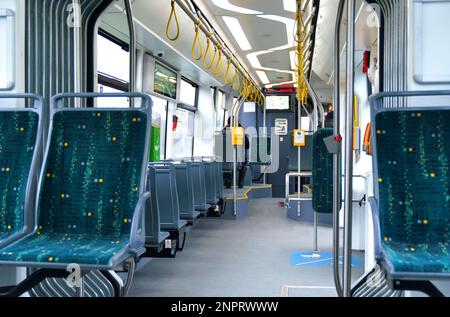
0,111 -> 39,244
312,129 -> 335,214
0,109 -> 147,267
374,109 -> 450,275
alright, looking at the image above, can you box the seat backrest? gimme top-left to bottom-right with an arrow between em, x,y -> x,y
150,163 -> 180,229
0,108 -> 41,243
38,109 -> 148,240
312,128 -> 335,214
174,162 -> 195,219
214,161 -> 224,199
145,166 -> 163,244
203,161 -> 217,205
288,134 -> 313,171
191,161 -> 208,211
374,109 -> 450,249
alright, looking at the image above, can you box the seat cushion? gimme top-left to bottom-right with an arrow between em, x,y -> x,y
0,111 -> 39,242
384,243 -> 450,273
0,232 -> 129,266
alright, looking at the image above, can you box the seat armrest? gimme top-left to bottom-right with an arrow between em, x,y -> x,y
129,192 -> 151,252
368,196 -> 383,259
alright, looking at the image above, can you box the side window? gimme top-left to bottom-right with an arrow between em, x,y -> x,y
96,31 -> 130,108
179,78 -> 198,107
170,108 -> 195,159
151,97 -> 169,161
0,9 -> 14,91
216,90 -> 226,130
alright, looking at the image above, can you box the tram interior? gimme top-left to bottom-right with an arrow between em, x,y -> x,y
0,0 -> 449,298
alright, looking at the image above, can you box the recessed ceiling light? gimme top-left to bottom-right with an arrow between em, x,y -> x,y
283,0 -> 296,13
212,0 -> 262,15
222,16 -> 252,51
256,71 -> 270,85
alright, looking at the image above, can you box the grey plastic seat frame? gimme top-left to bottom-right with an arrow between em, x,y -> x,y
0,94 -> 45,250
173,161 -> 200,221
148,162 -> 187,231
145,165 -> 170,247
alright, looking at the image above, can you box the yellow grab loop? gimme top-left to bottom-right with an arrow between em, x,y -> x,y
192,21 -> 204,61
233,69 -> 241,92
213,46 -> 224,77
224,59 -> 234,85
203,34 -> 215,69
166,1 -> 180,41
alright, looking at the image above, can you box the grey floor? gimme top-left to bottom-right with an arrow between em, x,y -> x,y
129,198 -> 365,297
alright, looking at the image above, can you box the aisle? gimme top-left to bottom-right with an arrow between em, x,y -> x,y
129,198 -> 364,297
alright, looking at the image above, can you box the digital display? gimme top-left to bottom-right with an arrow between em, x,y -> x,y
154,62 -> 177,99
266,95 -> 290,110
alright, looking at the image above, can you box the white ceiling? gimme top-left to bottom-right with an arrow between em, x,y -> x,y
198,0 -> 305,87
98,0 -> 381,102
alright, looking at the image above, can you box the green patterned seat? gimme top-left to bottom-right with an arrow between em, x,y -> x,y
0,110 -> 39,245
0,109 -> 148,268
312,129 -> 335,214
374,109 -> 450,275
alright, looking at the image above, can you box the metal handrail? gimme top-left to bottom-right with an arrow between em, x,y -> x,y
124,0 -> 136,107
332,0 -> 345,298
343,0 -> 356,298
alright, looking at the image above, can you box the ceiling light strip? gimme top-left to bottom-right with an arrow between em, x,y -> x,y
172,0 -> 261,91
211,0 -> 262,15
222,16 -> 252,51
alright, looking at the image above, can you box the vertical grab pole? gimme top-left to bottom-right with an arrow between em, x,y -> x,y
297,101 -> 301,217
343,0 -> 356,298
124,0 -> 136,107
263,101 -> 267,184
333,0 -> 345,298
72,0 -> 81,107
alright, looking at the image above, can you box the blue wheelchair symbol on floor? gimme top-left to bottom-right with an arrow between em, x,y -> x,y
291,252 -> 362,268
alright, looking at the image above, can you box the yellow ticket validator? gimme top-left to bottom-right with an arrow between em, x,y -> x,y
293,129 -> 306,147
232,127 -> 245,146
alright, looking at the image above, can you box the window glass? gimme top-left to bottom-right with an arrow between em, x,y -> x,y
154,62 -> 177,99
96,85 -> 130,108
169,108 -> 195,159
180,78 -> 197,106
0,18 -> 6,84
216,90 -> 226,130
152,97 -> 168,160
97,33 -> 129,82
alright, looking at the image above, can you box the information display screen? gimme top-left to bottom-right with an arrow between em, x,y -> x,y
266,95 -> 290,110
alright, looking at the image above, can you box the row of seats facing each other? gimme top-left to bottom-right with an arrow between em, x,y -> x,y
144,158 -> 224,256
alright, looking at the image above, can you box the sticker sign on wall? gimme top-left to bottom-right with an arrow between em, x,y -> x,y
275,119 -> 288,136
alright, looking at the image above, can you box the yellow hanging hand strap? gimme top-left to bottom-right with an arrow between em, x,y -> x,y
202,33 -> 215,69
224,59 -> 234,85
166,0 -> 180,41
214,46 -> 224,77
233,69 -> 241,92
192,21 -> 204,61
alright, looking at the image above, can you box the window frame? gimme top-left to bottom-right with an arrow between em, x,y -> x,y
178,76 -> 199,109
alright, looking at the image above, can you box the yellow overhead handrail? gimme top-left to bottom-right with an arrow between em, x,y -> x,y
166,0 -> 180,41
192,21 -> 204,61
